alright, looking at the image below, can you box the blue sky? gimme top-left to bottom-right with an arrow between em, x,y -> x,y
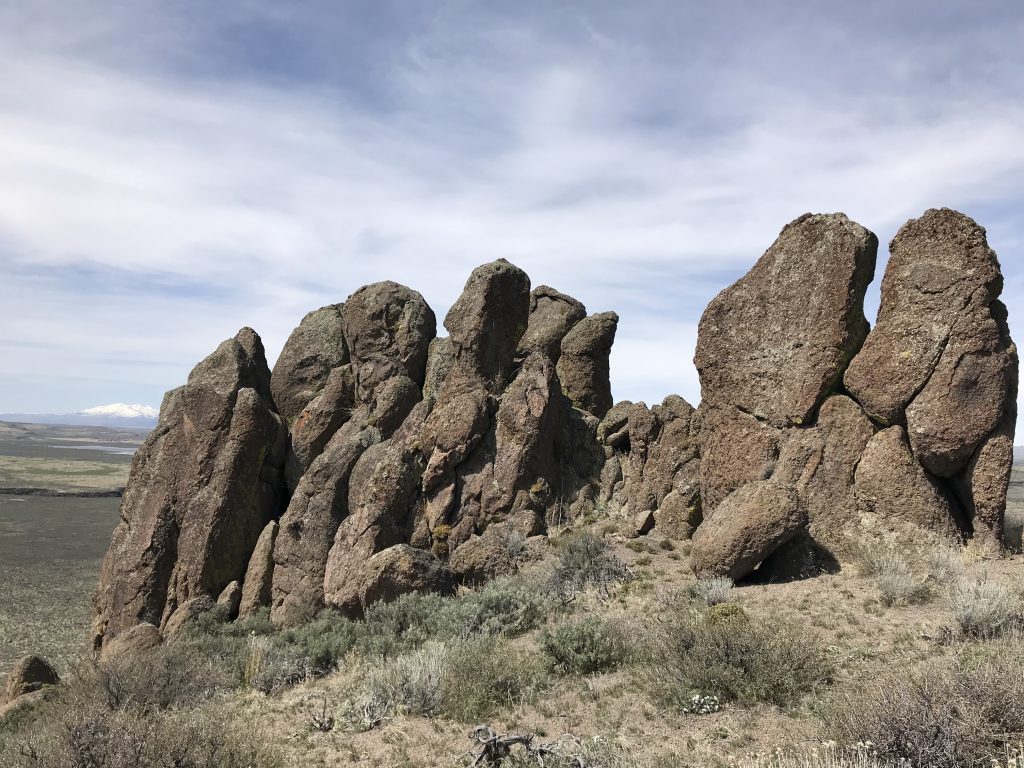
0,1 -> 1021,439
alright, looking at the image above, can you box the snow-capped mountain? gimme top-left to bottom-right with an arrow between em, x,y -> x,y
81,403 -> 159,420
0,403 -> 159,429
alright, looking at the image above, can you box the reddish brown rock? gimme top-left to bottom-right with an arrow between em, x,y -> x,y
216,580 -> 242,618
773,395 -> 876,554
286,364 -> 355,489
92,329 -> 287,648
697,405 -> 782,512
271,304 -> 347,425
342,281 -> 435,401
556,312 -> 618,418
349,545 -> 456,614
271,423 -> 380,625
905,299 -> 1015,477
957,407 -> 1017,553
239,520 -> 278,618
99,622 -> 162,660
697,213 -> 877,428
448,524 -> 528,584
2,656 -> 59,705
445,259 -> 531,392
845,209 -> 1004,425
518,285 -> 586,362
854,426 -> 965,541
690,481 -> 805,580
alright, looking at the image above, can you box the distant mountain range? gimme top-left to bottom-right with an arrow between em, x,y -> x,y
0,403 -> 158,429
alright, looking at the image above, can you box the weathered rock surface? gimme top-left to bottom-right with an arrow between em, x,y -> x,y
286,364 -> 355,488
271,423 -> 380,625
846,209 -> 1004,425
93,328 -> 287,647
239,520 -> 278,618
697,213 -> 877,428
271,304 -> 347,425
342,281 -> 435,402
445,259 -> 531,392
93,208 -> 1017,638
557,312 -> 618,418
854,426 -> 965,540
695,213 -> 877,526
2,656 -> 59,705
518,286 -> 586,362
690,481 -> 805,579
99,623 -> 162,661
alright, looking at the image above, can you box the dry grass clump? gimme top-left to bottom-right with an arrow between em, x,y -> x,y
733,745 -> 895,768
688,575 -> 734,606
0,643 -> 279,767
945,575 -> 1022,640
347,636 -> 548,727
646,600 -> 832,709
823,640 -> 1024,768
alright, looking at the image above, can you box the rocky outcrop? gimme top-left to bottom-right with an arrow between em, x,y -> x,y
92,328 -> 287,648
691,208 -> 1015,577
2,656 -> 59,705
92,208 -> 1016,641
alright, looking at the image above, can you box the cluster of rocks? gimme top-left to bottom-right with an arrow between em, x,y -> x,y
691,209 -> 1017,579
91,207 -> 1017,649
0,656 -> 59,717
93,259 -> 676,647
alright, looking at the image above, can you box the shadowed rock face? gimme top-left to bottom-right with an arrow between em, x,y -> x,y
557,312 -> 619,419
270,304 -> 347,426
92,328 -> 287,647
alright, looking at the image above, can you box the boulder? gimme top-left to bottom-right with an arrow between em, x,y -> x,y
905,299 -> 1015,477
92,328 -> 287,648
2,656 -> 59,705
163,595 -> 216,636
853,426 -> 965,541
694,213 -> 876,519
772,394 -> 876,554
846,208 -> 1004,425
696,213 -> 877,428
517,285 -> 586,362
350,544 -> 456,614
690,481 -> 805,580
957,408 -> 1017,553
448,524 -> 528,583
239,520 -> 278,618
100,622 -> 162,660
342,281 -> 435,400
270,304 -> 347,425
323,441 -> 424,615
216,580 -> 242,618
556,312 -> 618,418
445,259 -> 531,392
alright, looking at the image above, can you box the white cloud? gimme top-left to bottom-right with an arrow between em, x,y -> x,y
0,1 -> 1021,439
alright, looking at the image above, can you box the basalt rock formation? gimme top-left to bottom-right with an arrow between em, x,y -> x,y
691,209 -> 1017,579
92,207 -> 1016,646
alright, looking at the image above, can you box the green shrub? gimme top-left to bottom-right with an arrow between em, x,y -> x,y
648,601 -> 831,708
551,532 -> 630,598
541,617 -> 628,674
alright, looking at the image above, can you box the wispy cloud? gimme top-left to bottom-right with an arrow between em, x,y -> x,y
0,1 -> 1021,437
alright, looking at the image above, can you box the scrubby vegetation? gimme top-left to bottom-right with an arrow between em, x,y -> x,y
5,527 -> 1024,768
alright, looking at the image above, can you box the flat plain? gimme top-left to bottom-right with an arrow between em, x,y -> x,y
0,421 -> 147,675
